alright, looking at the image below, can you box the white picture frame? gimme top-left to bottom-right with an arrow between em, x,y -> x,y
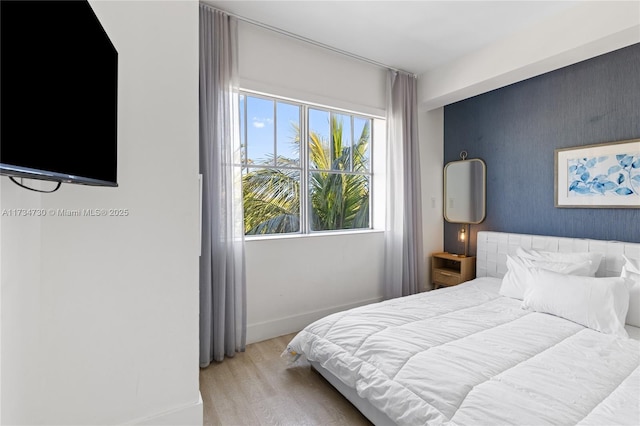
555,138 -> 640,208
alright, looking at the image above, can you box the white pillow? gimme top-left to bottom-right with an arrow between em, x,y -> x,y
522,268 -> 629,338
499,255 -> 533,300
499,254 -> 594,300
621,255 -> 640,327
516,247 -> 602,276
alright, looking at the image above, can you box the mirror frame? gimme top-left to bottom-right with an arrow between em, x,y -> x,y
443,158 -> 486,224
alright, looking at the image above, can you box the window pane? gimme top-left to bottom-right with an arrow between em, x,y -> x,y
308,108 -> 330,170
276,102 -> 300,167
239,91 -> 375,237
242,167 -> 300,235
239,94 -> 246,164
353,117 -> 371,172
309,172 -> 370,231
332,113 -> 351,171
246,96 -> 274,166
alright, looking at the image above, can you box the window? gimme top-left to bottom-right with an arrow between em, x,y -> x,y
239,92 -> 374,236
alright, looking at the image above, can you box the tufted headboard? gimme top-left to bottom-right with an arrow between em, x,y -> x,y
476,231 -> 640,279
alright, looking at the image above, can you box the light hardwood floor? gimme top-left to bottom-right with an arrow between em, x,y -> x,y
200,333 -> 373,426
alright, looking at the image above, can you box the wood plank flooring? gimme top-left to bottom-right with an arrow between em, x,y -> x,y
199,332 -> 373,426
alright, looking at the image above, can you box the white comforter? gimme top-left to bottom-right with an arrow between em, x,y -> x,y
285,278 -> 640,426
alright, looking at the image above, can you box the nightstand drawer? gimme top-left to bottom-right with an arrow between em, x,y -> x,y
433,269 -> 461,287
431,252 -> 476,289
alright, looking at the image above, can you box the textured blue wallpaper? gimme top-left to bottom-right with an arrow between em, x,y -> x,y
444,43 -> 640,254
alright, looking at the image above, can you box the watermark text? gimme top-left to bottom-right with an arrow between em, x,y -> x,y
1,208 -> 130,217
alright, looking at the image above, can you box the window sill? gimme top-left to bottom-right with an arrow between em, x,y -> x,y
245,228 -> 384,243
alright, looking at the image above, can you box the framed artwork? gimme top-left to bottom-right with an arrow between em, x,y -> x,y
555,138 -> 640,208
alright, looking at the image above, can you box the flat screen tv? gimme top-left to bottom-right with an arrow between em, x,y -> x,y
1,0 -> 118,187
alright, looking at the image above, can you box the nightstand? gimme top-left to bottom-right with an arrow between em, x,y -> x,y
432,252 -> 476,289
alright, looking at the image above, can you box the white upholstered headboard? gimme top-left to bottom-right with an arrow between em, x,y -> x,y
476,231 -> 640,279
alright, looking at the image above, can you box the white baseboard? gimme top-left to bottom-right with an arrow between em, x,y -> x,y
246,297 -> 383,344
130,393 -> 203,426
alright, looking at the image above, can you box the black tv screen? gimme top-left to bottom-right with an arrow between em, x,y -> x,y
0,0 -> 118,187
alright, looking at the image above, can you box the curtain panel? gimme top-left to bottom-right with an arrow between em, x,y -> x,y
383,70 -> 426,299
199,5 -> 246,367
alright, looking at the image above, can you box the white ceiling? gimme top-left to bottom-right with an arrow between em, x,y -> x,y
202,0 -> 580,75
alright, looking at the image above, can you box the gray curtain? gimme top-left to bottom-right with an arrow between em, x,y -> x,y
383,70 -> 426,299
199,5 -> 246,367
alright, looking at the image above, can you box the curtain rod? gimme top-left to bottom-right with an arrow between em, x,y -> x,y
200,2 -> 416,78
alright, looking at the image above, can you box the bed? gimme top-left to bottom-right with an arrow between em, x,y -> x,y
283,231 -> 640,426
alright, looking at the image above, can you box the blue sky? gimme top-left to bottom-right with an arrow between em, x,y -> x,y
243,95 -> 308,166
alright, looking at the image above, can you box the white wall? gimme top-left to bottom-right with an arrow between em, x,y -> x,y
237,22 -> 395,343
419,107 -> 445,289
0,1 -> 201,424
246,232 -> 385,343
0,182 -> 43,423
238,21 -> 387,117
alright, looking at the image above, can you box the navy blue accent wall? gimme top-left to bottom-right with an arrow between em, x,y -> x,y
444,43 -> 640,254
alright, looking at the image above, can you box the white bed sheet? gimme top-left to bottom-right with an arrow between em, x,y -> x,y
286,277 -> 640,426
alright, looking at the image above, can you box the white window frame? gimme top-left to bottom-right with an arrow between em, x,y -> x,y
239,89 -> 381,238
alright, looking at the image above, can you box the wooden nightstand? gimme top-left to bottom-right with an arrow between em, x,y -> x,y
432,252 -> 476,289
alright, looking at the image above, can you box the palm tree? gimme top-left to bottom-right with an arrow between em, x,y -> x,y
242,165 -> 300,234
242,115 -> 370,235
308,118 -> 370,231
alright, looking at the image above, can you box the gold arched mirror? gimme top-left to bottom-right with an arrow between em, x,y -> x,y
444,156 -> 486,224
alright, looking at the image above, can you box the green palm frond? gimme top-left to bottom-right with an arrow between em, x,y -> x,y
248,214 -> 299,235
242,168 -> 300,234
242,110 -> 371,234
